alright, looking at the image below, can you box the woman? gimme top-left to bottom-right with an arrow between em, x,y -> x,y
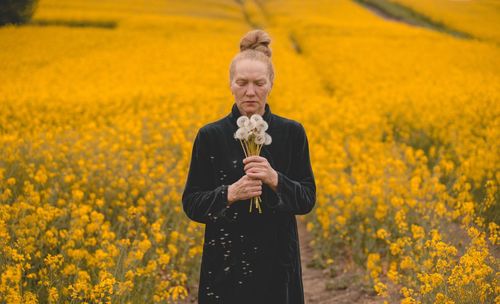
182,29 -> 316,304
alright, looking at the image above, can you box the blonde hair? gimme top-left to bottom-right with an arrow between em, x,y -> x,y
229,29 -> 274,87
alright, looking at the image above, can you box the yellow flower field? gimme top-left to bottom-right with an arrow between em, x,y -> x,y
390,0 -> 500,44
0,0 -> 498,303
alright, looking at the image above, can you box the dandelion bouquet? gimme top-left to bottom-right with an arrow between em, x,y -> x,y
234,114 -> 272,213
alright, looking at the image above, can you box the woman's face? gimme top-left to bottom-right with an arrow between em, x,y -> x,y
230,59 -> 272,117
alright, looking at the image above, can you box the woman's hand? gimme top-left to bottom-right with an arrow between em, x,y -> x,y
243,156 -> 278,191
227,175 -> 263,205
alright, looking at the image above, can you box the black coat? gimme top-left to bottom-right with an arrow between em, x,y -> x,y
182,102 -> 316,304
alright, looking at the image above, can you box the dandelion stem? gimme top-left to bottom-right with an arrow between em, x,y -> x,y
238,134 -> 266,213
239,139 -> 248,158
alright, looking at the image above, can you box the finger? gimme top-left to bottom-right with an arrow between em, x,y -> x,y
243,156 -> 266,164
247,190 -> 262,197
247,185 -> 262,191
245,168 -> 267,180
252,179 -> 263,186
243,156 -> 259,164
246,172 -> 265,180
247,168 -> 266,175
249,187 -> 262,194
245,160 -> 268,167
243,185 -> 261,193
241,175 -> 254,182
244,162 -> 267,172
245,179 -> 263,187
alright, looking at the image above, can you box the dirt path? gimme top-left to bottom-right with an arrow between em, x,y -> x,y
298,218 -> 384,304
298,218 -> 335,303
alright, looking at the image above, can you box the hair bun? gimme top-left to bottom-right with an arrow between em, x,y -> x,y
239,29 -> 272,58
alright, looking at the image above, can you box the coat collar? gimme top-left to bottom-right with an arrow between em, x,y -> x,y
228,102 -> 272,128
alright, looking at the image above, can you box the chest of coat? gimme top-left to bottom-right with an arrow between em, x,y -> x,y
206,127 -> 292,187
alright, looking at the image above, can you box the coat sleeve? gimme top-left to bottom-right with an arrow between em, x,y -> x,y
266,123 -> 316,215
182,128 -> 231,224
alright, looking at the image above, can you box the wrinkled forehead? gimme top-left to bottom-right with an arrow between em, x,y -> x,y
234,59 -> 269,81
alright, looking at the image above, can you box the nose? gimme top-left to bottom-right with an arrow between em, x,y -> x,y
245,83 -> 256,96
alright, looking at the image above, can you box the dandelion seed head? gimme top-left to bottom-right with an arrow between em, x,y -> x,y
255,134 -> 265,145
244,119 -> 256,130
264,133 -> 272,145
237,116 -> 249,127
250,114 -> 263,123
256,120 -> 268,132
